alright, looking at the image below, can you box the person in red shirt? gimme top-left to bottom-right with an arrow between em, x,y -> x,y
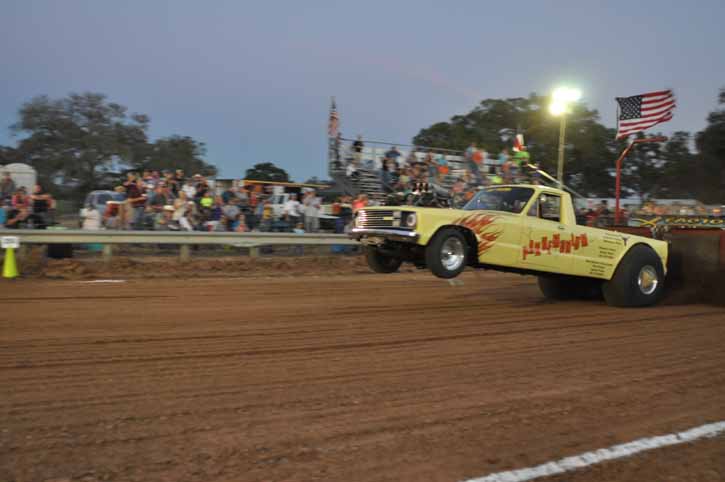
352,193 -> 368,212
6,187 -> 30,227
123,172 -> 147,230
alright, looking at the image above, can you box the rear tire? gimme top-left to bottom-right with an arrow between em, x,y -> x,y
602,245 -> 665,307
365,246 -> 402,274
425,228 -> 469,279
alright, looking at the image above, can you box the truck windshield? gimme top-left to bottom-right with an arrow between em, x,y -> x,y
464,186 -> 535,214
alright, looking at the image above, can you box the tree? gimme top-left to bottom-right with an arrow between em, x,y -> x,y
10,92 -> 149,191
136,135 -> 217,177
620,133 -> 666,201
244,162 -> 290,182
695,88 -> 725,204
0,145 -> 19,164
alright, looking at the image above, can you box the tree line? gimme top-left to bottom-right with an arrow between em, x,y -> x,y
0,92 -> 218,200
413,89 -> 725,204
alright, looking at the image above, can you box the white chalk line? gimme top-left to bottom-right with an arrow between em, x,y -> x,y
462,420 -> 725,482
76,279 -> 127,284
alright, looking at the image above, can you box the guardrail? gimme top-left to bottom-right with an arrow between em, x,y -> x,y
2,229 -> 359,262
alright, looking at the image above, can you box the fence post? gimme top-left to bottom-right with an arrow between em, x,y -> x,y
249,246 -> 260,258
102,244 -> 113,263
179,244 -> 191,263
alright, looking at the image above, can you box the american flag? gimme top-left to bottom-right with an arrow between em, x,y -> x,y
328,97 -> 339,137
615,89 -> 675,139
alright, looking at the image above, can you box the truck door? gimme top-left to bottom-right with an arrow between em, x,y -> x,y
520,193 -> 575,274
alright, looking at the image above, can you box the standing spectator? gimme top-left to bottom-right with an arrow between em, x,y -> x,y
435,153 -> 449,183
496,148 -> 509,175
352,135 -> 364,165
259,198 -> 274,232
171,169 -> 185,196
339,196 -> 354,233
124,173 -> 147,230
283,193 -> 302,227
29,184 -> 53,229
471,148 -> 485,183
381,162 -> 395,192
1,172 -> 16,200
302,190 -> 321,233
384,146 -> 402,165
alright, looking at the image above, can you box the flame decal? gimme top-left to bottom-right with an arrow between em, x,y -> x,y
453,213 -> 503,257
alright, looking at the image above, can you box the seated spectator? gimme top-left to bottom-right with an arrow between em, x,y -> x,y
222,198 -> 241,231
199,190 -> 214,209
182,178 -> 197,199
5,187 -> 30,228
154,205 -> 175,230
404,150 -> 418,169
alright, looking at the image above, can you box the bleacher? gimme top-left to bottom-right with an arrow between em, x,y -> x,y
328,140 -> 467,202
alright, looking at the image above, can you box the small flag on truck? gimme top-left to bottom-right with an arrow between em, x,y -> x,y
615,89 -> 675,139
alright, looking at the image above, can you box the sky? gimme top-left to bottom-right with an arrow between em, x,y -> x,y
1,0 -> 724,181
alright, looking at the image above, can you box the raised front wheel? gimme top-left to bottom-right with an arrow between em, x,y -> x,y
365,246 -> 403,274
425,228 -> 469,279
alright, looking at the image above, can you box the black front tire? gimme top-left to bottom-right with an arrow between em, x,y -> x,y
365,246 -> 403,274
425,228 -> 469,279
602,245 -> 665,307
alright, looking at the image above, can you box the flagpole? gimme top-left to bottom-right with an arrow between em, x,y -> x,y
613,136 -> 667,225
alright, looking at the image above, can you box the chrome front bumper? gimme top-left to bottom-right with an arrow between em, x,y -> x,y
350,228 -> 420,244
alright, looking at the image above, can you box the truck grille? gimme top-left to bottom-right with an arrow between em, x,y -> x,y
357,210 -> 396,229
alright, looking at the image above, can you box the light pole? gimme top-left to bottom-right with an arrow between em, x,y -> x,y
549,87 -> 581,188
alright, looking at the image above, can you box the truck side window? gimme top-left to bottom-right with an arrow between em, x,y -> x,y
539,195 -> 561,222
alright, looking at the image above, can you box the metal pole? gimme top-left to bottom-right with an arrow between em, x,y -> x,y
556,114 -> 567,188
613,136 -> 667,225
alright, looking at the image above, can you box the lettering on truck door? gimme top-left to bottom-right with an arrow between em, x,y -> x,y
520,193 -> 577,274
569,228 -> 625,279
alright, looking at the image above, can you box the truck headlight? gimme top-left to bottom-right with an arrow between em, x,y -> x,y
404,212 -> 417,228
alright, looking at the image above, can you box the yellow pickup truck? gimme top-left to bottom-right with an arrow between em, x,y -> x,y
350,185 -> 669,307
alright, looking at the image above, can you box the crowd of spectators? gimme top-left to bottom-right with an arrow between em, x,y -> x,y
0,171 -> 56,229
336,136 -> 538,207
79,169 -> 334,233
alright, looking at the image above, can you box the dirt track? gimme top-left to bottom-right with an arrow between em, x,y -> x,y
2,269 -> 725,482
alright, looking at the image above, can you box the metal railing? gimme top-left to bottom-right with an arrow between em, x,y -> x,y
2,229 -> 359,261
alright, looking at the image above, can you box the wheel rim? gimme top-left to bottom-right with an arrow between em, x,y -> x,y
441,237 -> 465,271
637,265 -> 659,295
